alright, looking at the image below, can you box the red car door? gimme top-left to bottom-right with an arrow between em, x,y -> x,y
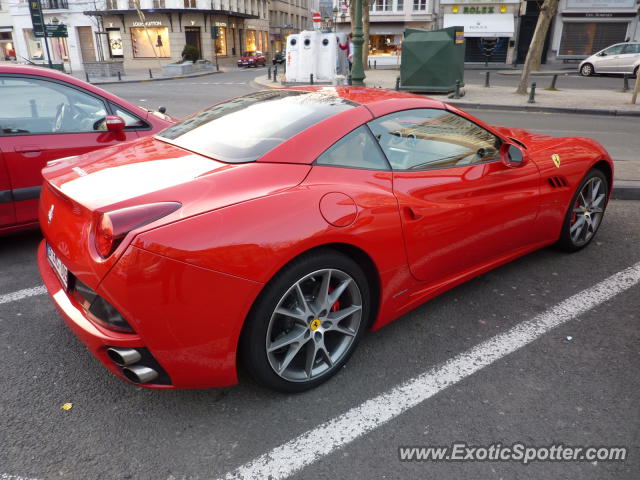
368,108 -> 541,284
0,150 -> 16,227
0,74 -> 139,225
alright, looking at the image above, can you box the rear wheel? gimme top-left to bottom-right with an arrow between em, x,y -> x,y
556,169 -> 608,252
241,250 -> 370,392
580,63 -> 594,76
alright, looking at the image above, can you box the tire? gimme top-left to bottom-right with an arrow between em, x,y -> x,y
240,249 -> 370,392
580,63 -> 594,77
556,168 -> 608,252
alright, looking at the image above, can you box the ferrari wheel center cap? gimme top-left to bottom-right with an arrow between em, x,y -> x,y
310,318 -> 321,331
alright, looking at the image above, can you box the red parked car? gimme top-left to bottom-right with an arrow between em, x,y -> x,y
38,88 -> 612,392
237,50 -> 266,68
0,65 -> 173,235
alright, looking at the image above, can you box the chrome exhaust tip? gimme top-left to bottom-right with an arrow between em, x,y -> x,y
122,365 -> 159,384
107,347 -> 142,367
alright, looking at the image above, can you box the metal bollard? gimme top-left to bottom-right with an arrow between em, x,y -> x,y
528,82 -> 537,103
283,62 -> 286,74
549,74 -> 558,90
85,72 -> 90,82
452,80 -> 462,99
374,60 -> 377,70
623,74 -> 629,92
117,71 -> 122,81
267,66 -> 271,80
368,60 -> 371,69
273,65 -> 278,82
395,77 -> 400,91
149,69 -> 153,79
485,71 -> 490,88
348,74 -> 352,86
310,73 -> 314,85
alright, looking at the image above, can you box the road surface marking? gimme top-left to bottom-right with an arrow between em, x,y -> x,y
0,286 -> 46,305
221,261 -> 640,480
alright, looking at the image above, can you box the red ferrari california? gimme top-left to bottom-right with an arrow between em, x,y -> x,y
38,88 -> 612,392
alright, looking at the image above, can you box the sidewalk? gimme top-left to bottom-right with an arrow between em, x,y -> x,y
68,66 -> 227,86
254,70 -> 640,199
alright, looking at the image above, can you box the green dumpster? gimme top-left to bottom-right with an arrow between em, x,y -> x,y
400,26 -> 465,93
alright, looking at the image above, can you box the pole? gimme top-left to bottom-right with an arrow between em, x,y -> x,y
43,35 -> 53,69
631,70 -> 639,104
351,0 -> 365,86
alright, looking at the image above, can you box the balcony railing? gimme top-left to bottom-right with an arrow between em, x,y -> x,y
41,0 -> 68,9
152,0 -> 166,7
106,0 -> 118,9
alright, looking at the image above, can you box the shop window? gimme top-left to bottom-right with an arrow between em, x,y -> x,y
23,29 -> 45,61
1,32 -> 15,61
107,29 -> 123,57
246,30 -> 257,51
369,35 -> 401,55
131,27 -> 171,58
262,31 -> 268,52
412,0 -> 426,11
257,30 -> 263,52
215,27 -> 227,55
559,22 -> 628,57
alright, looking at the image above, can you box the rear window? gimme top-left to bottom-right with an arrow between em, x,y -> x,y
157,90 -> 356,163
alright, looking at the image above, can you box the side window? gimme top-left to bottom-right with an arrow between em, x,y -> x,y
316,125 -> 389,170
604,44 -> 624,55
367,109 -> 501,171
622,44 -> 640,54
0,76 -> 107,135
109,102 -> 149,129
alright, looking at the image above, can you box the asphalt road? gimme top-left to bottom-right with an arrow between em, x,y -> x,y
1,70 -> 638,480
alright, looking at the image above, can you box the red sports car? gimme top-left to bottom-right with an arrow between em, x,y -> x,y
37,88 -> 612,392
0,65 -> 173,235
237,51 -> 266,68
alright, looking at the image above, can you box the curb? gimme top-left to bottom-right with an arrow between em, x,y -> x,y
86,69 -> 223,86
611,183 -> 640,200
446,101 -> 640,117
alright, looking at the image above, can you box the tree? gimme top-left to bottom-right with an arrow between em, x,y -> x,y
515,0 -> 559,95
349,0 -> 370,69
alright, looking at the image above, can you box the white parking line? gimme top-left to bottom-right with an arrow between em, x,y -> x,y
0,286 -> 46,305
0,474 -> 42,480
221,261 -> 640,480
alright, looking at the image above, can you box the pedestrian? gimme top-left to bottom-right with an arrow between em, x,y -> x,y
347,34 -> 354,72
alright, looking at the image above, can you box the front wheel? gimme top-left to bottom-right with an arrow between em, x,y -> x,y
240,250 -> 370,392
556,169 -> 608,252
580,63 -> 594,76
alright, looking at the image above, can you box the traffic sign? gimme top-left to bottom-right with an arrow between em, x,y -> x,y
45,24 -> 68,38
28,0 -> 46,38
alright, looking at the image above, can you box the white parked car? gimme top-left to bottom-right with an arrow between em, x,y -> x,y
579,42 -> 640,77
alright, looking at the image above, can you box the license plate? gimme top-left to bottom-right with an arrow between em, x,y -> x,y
46,243 -> 69,291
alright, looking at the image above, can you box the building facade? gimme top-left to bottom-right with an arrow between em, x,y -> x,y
549,0 -> 639,62
1,0 -> 16,61
439,0 -> 522,63
84,0 -> 270,70
7,0 -> 102,72
268,0 -> 312,53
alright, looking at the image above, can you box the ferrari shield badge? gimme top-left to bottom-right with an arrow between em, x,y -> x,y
551,154 -> 561,168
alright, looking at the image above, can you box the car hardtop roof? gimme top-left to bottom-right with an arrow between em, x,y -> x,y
279,85 -> 444,109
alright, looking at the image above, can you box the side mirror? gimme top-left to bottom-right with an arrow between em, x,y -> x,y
598,52 -> 607,57
500,143 -> 527,168
105,115 -> 125,133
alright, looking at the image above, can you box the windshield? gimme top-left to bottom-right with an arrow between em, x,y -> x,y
156,90 -> 357,163
244,51 -> 257,57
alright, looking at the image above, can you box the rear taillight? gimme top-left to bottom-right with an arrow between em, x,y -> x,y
94,202 -> 181,258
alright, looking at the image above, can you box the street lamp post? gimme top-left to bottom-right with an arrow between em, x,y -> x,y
351,0 -> 365,85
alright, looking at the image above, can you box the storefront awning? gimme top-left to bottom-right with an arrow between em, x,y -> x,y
443,14 -> 514,38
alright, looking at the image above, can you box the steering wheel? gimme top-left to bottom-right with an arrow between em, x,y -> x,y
53,103 -> 68,132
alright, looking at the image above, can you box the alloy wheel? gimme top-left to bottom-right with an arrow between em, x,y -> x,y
265,268 -> 363,382
570,176 -> 606,247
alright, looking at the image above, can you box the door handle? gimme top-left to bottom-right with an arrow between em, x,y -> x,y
403,206 -> 423,221
15,145 -> 43,155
